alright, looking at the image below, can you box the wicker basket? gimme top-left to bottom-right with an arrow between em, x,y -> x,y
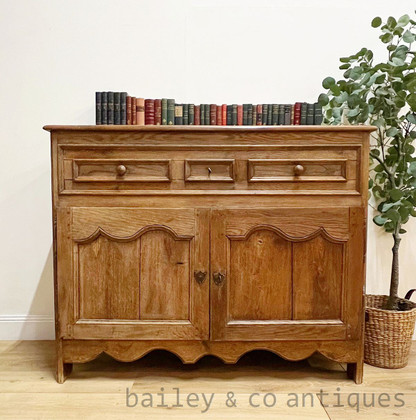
364,294 -> 416,369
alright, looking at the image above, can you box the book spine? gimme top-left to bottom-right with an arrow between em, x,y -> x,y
210,104 -> 217,125
256,105 -> 262,125
131,97 -> 137,125
237,105 -> 243,125
278,104 -> 285,125
227,105 -> 232,125
144,99 -> 154,125
204,104 -> 210,125
222,104 -> 227,125
300,102 -> 307,125
267,104 -> 272,125
175,104 -> 183,125
314,102 -> 323,125
154,99 -> 162,125
216,105 -> 222,126
107,91 -> 114,124
291,104 -> 295,125
167,99 -> 175,125
306,103 -> 314,125
183,104 -> 189,125
101,92 -> 108,125
231,104 -> 238,125
272,104 -> 279,125
126,96 -> 132,125
242,104 -> 248,125
194,105 -> 200,125
121,92 -> 127,125
137,98 -> 145,125
95,92 -> 102,125
252,105 -> 256,126
114,92 -> 120,125
200,104 -> 205,125
188,104 -> 195,125
247,104 -> 253,125
294,102 -> 301,125
284,104 -> 291,125
161,98 -> 168,125
262,104 -> 268,125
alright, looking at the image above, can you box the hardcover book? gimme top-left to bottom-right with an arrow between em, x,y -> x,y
222,104 -> 227,125
137,98 -> 145,125
267,104 -> 272,125
247,104 -> 253,125
294,102 -> 302,125
161,98 -> 168,125
204,104 -> 210,125
306,103 -> 315,125
314,103 -> 323,125
256,105 -> 262,125
200,104 -> 205,125
272,104 -> 279,125
121,92 -> 127,125
237,105 -> 243,125
300,102 -> 307,125
284,104 -> 291,125
95,92 -> 102,125
114,92 -> 120,125
231,104 -> 238,125
131,97 -> 137,125
101,92 -> 108,125
242,104 -> 248,125
252,105 -> 256,126
154,99 -> 162,125
216,105 -> 222,126
167,99 -> 175,125
126,96 -> 132,124
107,91 -> 114,124
194,105 -> 200,125
278,104 -> 285,125
188,104 -> 195,125
226,105 -> 232,125
210,104 -> 217,125
183,103 -> 189,125
262,104 -> 268,125
175,104 -> 183,125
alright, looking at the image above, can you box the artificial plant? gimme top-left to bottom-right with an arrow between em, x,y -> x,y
318,13 -> 416,310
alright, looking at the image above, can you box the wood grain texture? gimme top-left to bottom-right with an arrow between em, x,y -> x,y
48,126 -> 370,383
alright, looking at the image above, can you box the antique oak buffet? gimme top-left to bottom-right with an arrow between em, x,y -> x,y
44,125 -> 373,383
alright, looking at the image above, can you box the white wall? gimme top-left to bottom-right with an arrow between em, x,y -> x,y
0,0 -> 415,339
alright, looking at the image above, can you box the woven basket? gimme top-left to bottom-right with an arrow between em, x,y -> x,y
364,294 -> 416,369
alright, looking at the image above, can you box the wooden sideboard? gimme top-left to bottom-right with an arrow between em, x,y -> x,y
44,125 -> 374,383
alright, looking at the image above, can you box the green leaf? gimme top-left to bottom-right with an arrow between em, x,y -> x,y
403,30 -> 415,43
381,33 -> 394,43
390,189 -> 404,201
408,161 -> 416,176
397,14 -> 410,27
386,127 -> 399,137
392,57 -> 405,66
387,16 -> 397,29
339,64 -> 350,70
348,107 -> 360,117
407,114 -> 416,124
382,202 -> 398,212
407,93 -> 416,111
374,164 -> 384,172
371,17 -> 382,28
399,229 -> 407,234
318,93 -> 329,106
322,77 -> 336,89
373,214 -> 387,226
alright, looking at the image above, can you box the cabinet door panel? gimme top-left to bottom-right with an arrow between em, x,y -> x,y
57,207 -> 209,340
211,208 -> 358,341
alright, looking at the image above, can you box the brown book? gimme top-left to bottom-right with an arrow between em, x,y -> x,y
131,97 -> 137,125
216,105 -> 222,126
144,99 -> 154,125
294,102 -> 301,125
256,104 -> 262,125
137,98 -> 145,125
126,96 -> 132,125
210,104 -> 217,125
221,104 -> 227,125
237,105 -> 243,125
291,104 -> 295,125
252,105 -> 257,126
154,99 -> 162,125
194,105 -> 200,125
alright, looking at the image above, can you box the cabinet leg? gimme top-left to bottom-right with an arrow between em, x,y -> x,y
57,359 -> 73,384
347,361 -> 363,384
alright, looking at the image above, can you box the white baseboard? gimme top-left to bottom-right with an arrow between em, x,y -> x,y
0,315 -> 55,340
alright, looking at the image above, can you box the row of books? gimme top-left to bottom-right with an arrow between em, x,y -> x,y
95,92 -> 323,126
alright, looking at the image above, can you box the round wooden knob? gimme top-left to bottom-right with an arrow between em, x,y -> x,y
293,164 -> 304,176
116,164 -> 127,176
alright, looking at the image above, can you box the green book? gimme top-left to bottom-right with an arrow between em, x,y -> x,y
174,104 -> 183,125
272,104 -> 279,125
306,103 -> 314,125
167,99 -> 175,125
300,103 -> 307,125
314,102 -> 323,125
251,105 -> 256,125
243,104 -> 249,125
200,104 -> 205,125
262,104 -> 268,125
226,105 -> 232,125
161,98 -> 168,125
204,104 -> 210,125
278,104 -> 285,125
188,104 -> 195,125
183,104 -> 189,125
267,104 -> 272,125
231,104 -> 238,125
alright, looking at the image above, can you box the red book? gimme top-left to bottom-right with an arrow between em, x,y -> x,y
256,104 -> 262,125
210,104 -> 217,125
237,105 -> 243,125
221,104 -> 227,125
136,98 -> 145,125
216,105 -> 222,126
145,99 -> 155,125
126,96 -> 132,125
131,97 -> 137,125
154,99 -> 162,125
194,105 -> 200,125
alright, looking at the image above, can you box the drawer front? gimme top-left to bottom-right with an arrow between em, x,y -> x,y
59,144 -> 361,194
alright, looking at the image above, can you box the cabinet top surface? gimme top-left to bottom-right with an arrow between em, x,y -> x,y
43,125 -> 376,133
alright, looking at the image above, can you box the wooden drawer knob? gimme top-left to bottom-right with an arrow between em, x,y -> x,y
116,164 -> 127,176
293,164 -> 305,176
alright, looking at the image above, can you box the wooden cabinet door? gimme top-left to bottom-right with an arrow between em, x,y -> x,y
56,207 -> 209,340
211,208 -> 365,341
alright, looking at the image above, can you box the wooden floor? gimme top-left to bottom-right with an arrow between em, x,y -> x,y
0,341 -> 415,419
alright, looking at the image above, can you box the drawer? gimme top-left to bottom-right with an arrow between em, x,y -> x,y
73,159 -> 171,182
248,159 -> 347,182
185,159 -> 235,182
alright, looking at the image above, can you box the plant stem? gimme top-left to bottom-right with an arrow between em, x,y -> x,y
386,232 -> 401,310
